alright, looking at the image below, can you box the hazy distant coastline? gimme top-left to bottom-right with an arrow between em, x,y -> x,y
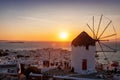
0,41 -> 71,50
0,40 -> 120,51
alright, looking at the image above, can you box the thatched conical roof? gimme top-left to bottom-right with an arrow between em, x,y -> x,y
72,31 -> 95,49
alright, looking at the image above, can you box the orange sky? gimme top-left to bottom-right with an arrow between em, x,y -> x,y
0,0 -> 120,42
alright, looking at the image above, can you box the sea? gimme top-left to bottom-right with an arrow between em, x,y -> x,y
0,41 -> 71,50
0,41 -> 120,64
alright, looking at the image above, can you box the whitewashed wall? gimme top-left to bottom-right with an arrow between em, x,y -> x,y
71,45 -> 96,74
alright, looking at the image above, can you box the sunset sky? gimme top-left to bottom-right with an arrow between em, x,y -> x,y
0,0 -> 120,41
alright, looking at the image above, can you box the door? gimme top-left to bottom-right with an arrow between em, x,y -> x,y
82,59 -> 87,70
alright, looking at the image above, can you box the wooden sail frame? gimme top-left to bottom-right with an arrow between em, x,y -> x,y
87,14 -> 117,63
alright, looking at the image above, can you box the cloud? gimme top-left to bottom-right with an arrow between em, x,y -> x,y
17,16 -> 42,21
17,15 -> 71,24
17,16 -> 60,25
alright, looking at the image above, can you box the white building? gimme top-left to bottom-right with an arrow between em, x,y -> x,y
71,31 -> 96,74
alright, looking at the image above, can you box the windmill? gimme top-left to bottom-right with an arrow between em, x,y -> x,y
71,14 -> 117,74
86,14 -> 117,64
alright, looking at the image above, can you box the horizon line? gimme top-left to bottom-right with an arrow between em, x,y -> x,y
0,40 -> 71,42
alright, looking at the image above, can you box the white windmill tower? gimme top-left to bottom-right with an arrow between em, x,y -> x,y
71,31 -> 96,74
71,15 -> 117,74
